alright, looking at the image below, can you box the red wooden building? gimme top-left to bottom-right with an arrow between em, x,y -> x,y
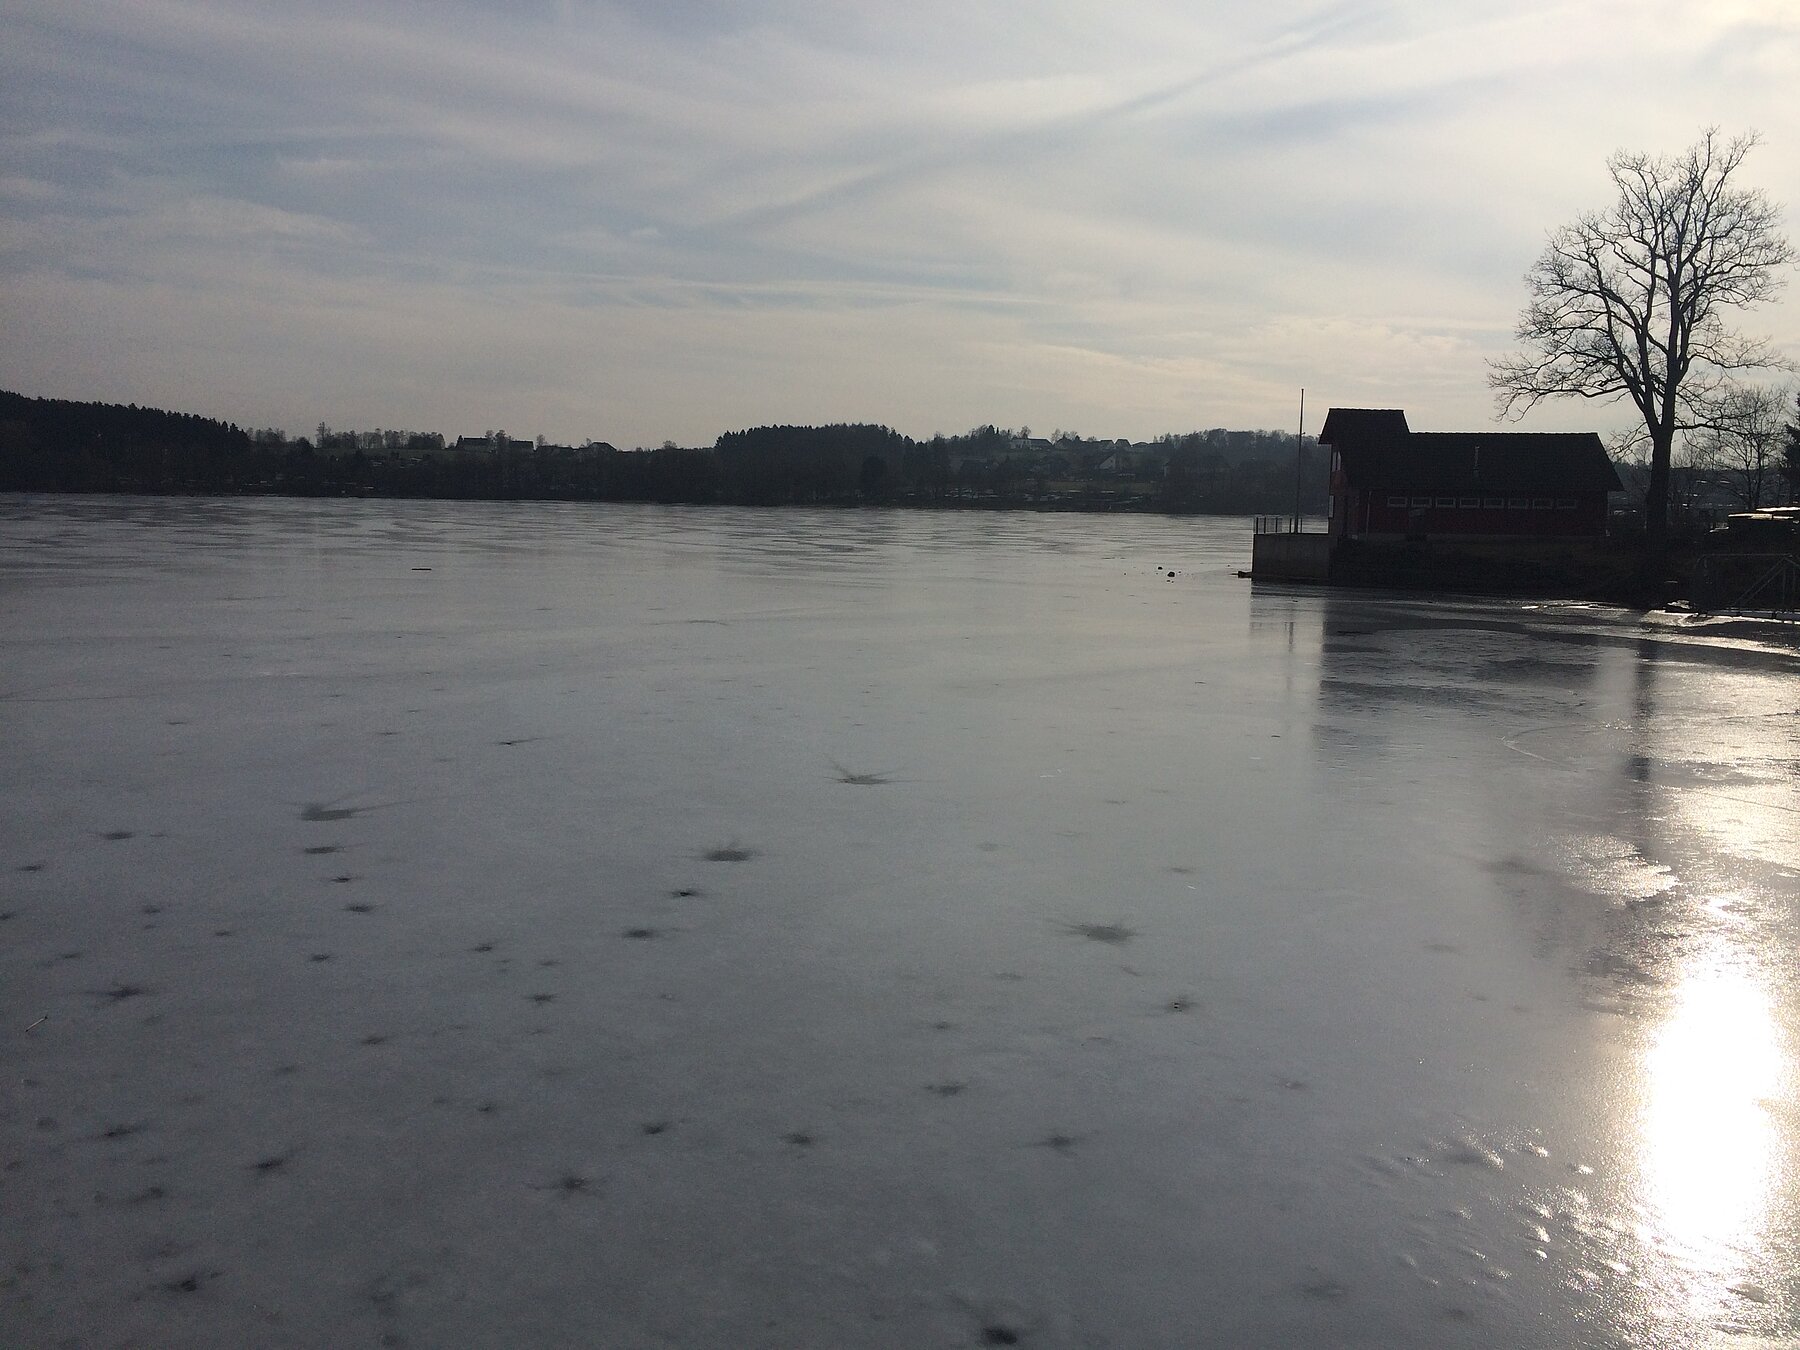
1321,408 -> 1621,540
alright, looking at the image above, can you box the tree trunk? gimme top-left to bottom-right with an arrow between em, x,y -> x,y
1648,423 -> 1670,550
1642,422 -> 1674,588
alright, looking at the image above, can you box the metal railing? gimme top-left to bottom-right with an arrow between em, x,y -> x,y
1693,553 -> 1800,618
1730,556 -> 1800,616
1254,514 -> 1327,535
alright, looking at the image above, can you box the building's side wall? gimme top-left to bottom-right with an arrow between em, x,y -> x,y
1343,490 -> 1608,538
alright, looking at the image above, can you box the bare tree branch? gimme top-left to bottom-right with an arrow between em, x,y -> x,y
1683,382 -> 1792,509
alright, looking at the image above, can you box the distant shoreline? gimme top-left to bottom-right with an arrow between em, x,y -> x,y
0,389 -> 1329,517
0,483 -> 1302,520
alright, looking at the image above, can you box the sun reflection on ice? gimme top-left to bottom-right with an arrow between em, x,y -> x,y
1638,948 -> 1788,1313
1675,787 -> 1800,873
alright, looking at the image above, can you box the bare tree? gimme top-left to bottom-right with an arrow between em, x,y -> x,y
1488,129 -> 1794,549
1686,383 -> 1791,509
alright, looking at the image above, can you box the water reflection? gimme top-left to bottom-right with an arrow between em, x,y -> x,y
1619,643 -> 1797,1332
1639,945 -> 1787,1305
1303,590 -> 1800,1339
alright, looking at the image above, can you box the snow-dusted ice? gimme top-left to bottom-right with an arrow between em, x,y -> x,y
3,495 -> 1797,1348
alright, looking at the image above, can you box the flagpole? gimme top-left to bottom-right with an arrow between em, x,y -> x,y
1291,388 -> 1306,533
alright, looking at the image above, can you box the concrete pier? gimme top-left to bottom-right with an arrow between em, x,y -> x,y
1250,529 -> 1333,582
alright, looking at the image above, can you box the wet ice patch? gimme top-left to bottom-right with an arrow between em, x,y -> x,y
1441,1135 -> 1506,1170
1553,834 -> 1679,902
1059,921 -> 1136,946
830,760 -> 897,786
297,796 -> 395,823
703,843 -> 757,862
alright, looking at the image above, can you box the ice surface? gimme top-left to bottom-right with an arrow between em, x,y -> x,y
3,496 -> 1798,1347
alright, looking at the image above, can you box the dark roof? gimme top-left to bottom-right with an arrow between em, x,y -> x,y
1320,407 -> 1621,494
1318,408 -> 1408,450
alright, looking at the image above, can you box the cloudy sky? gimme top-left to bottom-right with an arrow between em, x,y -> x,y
3,0 -> 1797,449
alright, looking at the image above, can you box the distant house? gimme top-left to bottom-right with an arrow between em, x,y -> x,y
1320,408 -> 1621,540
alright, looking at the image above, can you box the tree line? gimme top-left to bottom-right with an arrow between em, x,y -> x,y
0,392 -> 1330,515
0,390 -> 253,493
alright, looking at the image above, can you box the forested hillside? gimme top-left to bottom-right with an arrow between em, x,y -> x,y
0,391 -> 1328,514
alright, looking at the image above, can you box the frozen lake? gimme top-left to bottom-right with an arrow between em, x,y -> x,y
3,495 -> 1798,1348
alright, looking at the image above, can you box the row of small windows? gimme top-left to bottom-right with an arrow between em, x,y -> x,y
1385,495 -> 1578,510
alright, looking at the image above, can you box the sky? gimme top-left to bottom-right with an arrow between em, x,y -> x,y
2,0 -> 1798,450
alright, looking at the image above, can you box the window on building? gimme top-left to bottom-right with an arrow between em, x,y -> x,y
1532,498 -> 1553,509
1411,496 -> 1431,507
1483,497 -> 1505,508
1434,496 -> 1456,508
1555,498 -> 1577,510
1387,495 -> 1408,507
1458,497 -> 1479,508
1507,498 -> 1529,509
